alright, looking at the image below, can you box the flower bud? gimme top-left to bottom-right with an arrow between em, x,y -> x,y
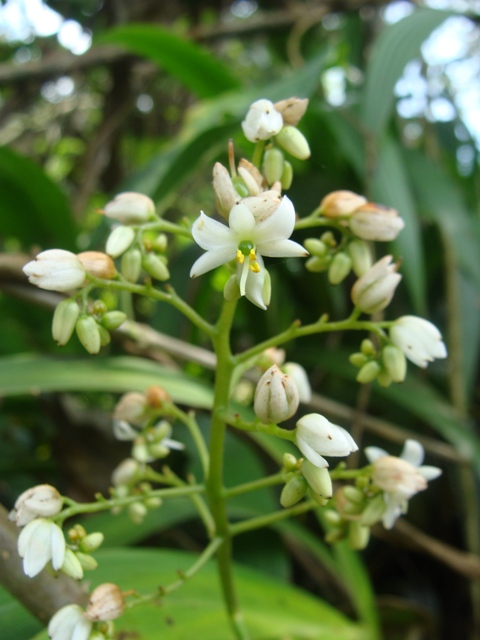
319,191 -> 367,218
92,300 -> 108,316
121,249 -> 142,283
349,521 -> 370,550
351,255 -> 402,314
296,414 -> 358,468
142,254 -> 170,281
360,495 -> 386,526
342,485 -> 364,504
132,439 -> 152,463
304,238 -> 327,257
153,234 -> 168,253
231,176 -> 250,198
212,163 -> 239,218
101,311 -> 127,331
85,583 -> 125,622
273,97 -> 309,126
52,299 -> 80,346
80,532 -> 104,553
77,252 -> 116,280
280,475 -> 308,508
349,352 -> 368,368
301,460 -> 332,499
76,551 -> 98,571
305,255 -> 331,273
242,99 -> 283,142
61,549 -> 84,580
238,160 -> 263,196
348,203 -> 405,242
283,453 -> 298,472
145,385 -> 171,408
275,125 -> 310,160
104,192 -> 155,224
390,315 -> 447,369
128,501 -> 148,523
263,148 -> 285,184
281,160 -> 293,190
98,325 -> 111,347
348,240 -> 372,277
328,252 -> 352,285
282,362 -> 311,403
112,458 -> 139,486
382,344 -> 407,382
361,339 -> 376,356
224,274 -> 241,302
113,392 -> 147,425
356,360 -> 381,384
105,226 -> 135,258
76,316 -> 101,354
23,249 -> 85,292
254,364 -> 299,424
377,370 -> 392,388
9,484 -> 63,526
68,524 -> 86,542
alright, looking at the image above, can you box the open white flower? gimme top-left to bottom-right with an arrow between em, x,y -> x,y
23,249 -> 85,292
48,604 -> 92,640
242,99 -> 283,142
365,439 -> 442,529
296,413 -> 358,468
390,316 -> 447,368
18,518 -> 66,577
9,484 -> 62,527
190,196 -> 307,309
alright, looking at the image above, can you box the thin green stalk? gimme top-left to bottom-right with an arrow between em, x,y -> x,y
230,500 -> 318,536
166,404 -> 210,477
224,472 -> 285,499
221,412 -> 296,441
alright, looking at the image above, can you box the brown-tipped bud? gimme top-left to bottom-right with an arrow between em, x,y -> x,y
273,97 -> 309,126
319,190 -> 367,218
275,125 -> 310,160
348,203 -> 404,242
78,252 -> 116,280
85,583 -> 125,622
145,385 -> 171,408
212,162 -> 239,218
113,392 -> 147,425
254,364 -> 299,424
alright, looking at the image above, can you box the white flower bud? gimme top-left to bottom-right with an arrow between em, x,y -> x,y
113,392 -> 147,426
301,460 -> 332,498
273,97 -> 309,126
61,548 -> 84,580
9,484 -> 63,526
296,414 -> 358,468
349,521 -> 370,550
18,518 -> 65,577
23,249 -> 85,292
106,225 -> 135,258
275,125 -> 310,160
280,475 -> 308,508
319,190 -> 367,218
77,251 -> 116,280
282,362 -> 311,403
242,99 -> 283,142
212,162 -> 240,218
390,316 -> 447,368
85,583 -> 125,622
112,458 -> 140,486
254,364 -> 299,423
128,501 -> 148,523
351,255 -> 401,314
76,551 -> 98,571
104,192 -> 155,224
348,203 -> 405,241
76,315 -> 101,354
48,604 -> 92,640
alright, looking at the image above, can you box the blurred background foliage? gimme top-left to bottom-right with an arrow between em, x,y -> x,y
0,0 -> 479,638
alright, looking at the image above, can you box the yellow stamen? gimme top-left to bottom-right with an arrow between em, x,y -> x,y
249,248 -> 257,262
249,262 -> 261,273
236,249 -> 245,264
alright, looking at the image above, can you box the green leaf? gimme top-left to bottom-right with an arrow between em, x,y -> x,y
0,354 -> 213,409
99,24 -> 240,99
30,548 -> 366,640
0,147 -> 76,250
361,8 -> 452,135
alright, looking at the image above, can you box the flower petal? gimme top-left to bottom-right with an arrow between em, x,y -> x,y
229,203 -> 256,237
243,255 -> 267,310
190,246 -> 237,278
72,617 -> 93,640
382,493 -> 404,529
254,196 -> 296,243
296,437 -> 329,468
418,465 -> 442,481
364,446 -> 389,463
49,605 -> 83,640
18,518 -> 43,558
191,212 -> 233,250
23,520 -> 52,577
400,439 -> 425,467
50,523 -> 66,570
257,238 -> 308,258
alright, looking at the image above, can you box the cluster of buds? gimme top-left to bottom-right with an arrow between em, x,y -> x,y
48,583 -> 125,640
349,338 -> 407,388
62,524 -> 104,581
279,453 -> 333,509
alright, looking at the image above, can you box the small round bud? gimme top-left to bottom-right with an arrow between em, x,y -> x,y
283,453 -> 298,472
263,148 -> 284,185
113,392 -> 147,426
105,226 -> 135,258
85,583 -> 125,622
76,315 -> 101,354
254,365 -> 299,424
112,458 -> 139,486
361,339 -> 376,357
349,352 -> 368,368
382,344 -> 407,383
356,360 -> 381,384
101,311 -> 127,331
280,475 -> 308,508
77,252 -> 116,280
121,249 -> 142,283
319,190 -> 367,218
275,125 -> 310,160
142,254 -> 170,281
328,252 -> 352,285
52,299 -> 80,347
92,300 -> 108,316
323,509 -> 343,526
320,231 -> 337,247
98,325 -> 111,347
342,485 -> 364,504
80,532 -> 104,553
128,501 -> 148,523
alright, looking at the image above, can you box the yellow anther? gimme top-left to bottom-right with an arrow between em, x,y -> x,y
236,249 -> 245,264
249,248 -> 257,262
249,262 -> 261,273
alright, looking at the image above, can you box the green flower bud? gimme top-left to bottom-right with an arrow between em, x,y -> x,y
323,509 -> 343,526
360,495 -> 386,526
52,299 -> 80,346
106,225 -> 135,258
275,125 -> 311,160
144,496 -> 162,509
342,485 -> 364,504
376,369 -> 392,388
76,551 -> 98,571
302,460 -> 332,498
349,521 -> 370,550
281,160 -> 293,190
280,475 -> 308,508
231,176 -> 250,199
98,325 -> 111,347
342,500 -> 363,516
320,231 -> 336,247
283,453 -> 298,472
382,344 -> 407,382
152,233 -> 168,253
348,240 -> 372,277
263,148 -> 284,184
76,315 -> 101,354
309,490 -> 329,506
92,300 -> 108,316
306,255 -> 331,273
304,238 -> 327,257
148,442 -> 170,458
224,274 -> 241,302
101,311 -> 127,331
361,339 -> 376,357
142,254 -> 170,281
61,549 -> 84,580
68,524 -> 86,542
128,501 -> 148,524
80,532 -> 104,553
328,252 -> 352,285
349,352 -> 368,368
356,360 -> 381,384
121,249 -> 142,283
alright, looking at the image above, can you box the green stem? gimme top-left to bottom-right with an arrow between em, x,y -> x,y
221,412 -> 295,441
166,404 -> 210,478
224,472 -> 285,499
230,500 -> 318,536
207,297 -> 250,640
252,140 -> 266,168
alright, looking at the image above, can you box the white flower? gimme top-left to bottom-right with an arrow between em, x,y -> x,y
351,255 -> 401,314
296,413 -> 358,468
390,315 -> 447,368
23,250 -> 85,292
190,196 -> 307,309
242,99 -> 283,142
48,604 -> 92,640
348,203 -> 405,241
365,439 -> 442,529
104,192 -> 155,224
18,518 -> 66,577
9,484 -> 63,527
